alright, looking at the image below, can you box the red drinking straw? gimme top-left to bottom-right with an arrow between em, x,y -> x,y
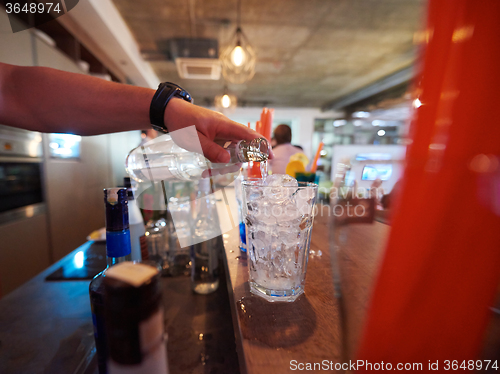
247,162 -> 262,178
264,109 -> 273,142
255,120 -> 262,135
310,142 -> 323,173
260,108 -> 267,130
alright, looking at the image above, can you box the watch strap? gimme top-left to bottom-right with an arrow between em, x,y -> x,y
149,82 -> 193,133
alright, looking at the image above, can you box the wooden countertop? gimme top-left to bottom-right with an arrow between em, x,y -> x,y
221,204 -> 390,374
222,202 -> 500,372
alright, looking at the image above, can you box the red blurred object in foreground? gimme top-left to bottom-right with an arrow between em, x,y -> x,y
357,0 -> 500,364
310,141 -> 324,173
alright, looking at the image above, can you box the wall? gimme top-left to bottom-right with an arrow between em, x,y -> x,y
108,130 -> 142,187
211,107 -> 340,159
331,145 -> 406,193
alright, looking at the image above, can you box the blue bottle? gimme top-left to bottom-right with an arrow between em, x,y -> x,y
89,188 -> 132,374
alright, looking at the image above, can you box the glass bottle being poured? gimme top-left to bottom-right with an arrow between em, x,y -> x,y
126,133 -> 269,183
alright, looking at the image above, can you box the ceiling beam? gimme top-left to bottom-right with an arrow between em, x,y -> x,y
321,65 -> 415,112
62,0 -> 160,88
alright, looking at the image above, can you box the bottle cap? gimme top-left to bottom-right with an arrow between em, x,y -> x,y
104,188 -> 129,231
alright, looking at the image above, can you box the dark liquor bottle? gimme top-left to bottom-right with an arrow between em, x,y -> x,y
89,188 -> 132,374
104,262 -> 168,374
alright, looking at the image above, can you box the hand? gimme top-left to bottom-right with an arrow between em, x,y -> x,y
164,98 -> 268,163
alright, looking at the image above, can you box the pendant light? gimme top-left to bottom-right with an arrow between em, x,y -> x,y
215,86 -> 237,110
220,0 -> 256,84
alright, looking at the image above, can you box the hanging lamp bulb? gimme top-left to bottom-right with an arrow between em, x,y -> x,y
230,44 -> 246,67
215,87 -> 237,111
219,0 -> 256,84
221,94 -> 232,108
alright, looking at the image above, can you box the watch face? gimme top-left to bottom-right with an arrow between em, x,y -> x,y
151,124 -> 168,134
150,83 -> 193,133
174,88 -> 192,103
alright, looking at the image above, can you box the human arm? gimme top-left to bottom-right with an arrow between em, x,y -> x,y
0,62 -> 260,162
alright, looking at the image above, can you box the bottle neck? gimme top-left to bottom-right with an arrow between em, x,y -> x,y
195,188 -> 218,238
106,228 -> 132,266
104,188 -> 131,267
151,209 -> 165,222
151,183 -> 167,222
216,138 -> 270,163
107,253 -> 131,268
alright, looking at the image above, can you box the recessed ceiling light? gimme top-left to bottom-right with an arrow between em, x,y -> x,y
353,111 -> 370,118
377,130 -> 386,136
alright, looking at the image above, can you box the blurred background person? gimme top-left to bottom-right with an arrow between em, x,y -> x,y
269,124 -> 302,174
270,137 -> 277,148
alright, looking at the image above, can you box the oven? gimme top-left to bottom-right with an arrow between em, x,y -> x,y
0,125 -> 45,224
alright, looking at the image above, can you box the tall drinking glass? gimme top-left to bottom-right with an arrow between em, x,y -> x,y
242,181 -> 318,302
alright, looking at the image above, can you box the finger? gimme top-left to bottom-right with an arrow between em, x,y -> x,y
202,163 -> 241,178
201,169 -> 214,178
198,132 -> 231,163
214,119 -> 261,141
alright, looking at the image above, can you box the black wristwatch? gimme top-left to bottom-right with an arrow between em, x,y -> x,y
149,82 -> 193,133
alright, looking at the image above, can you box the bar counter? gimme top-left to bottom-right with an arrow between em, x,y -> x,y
0,241 -> 239,374
0,204 -> 390,374
4,204 -> 495,373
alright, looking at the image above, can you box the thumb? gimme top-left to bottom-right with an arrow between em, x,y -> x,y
198,133 -> 230,163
